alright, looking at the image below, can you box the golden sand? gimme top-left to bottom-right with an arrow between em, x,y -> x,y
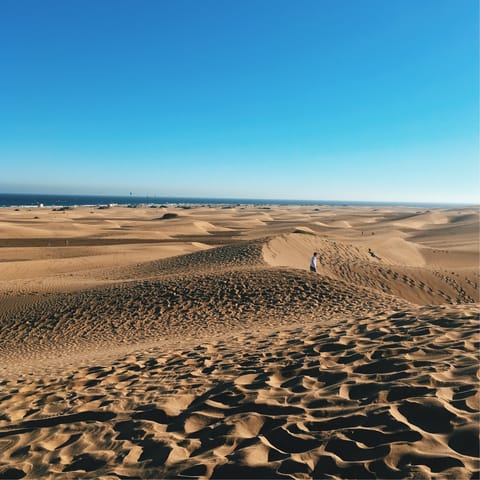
0,205 -> 478,478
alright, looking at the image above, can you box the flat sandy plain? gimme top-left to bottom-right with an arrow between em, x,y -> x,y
0,204 -> 478,479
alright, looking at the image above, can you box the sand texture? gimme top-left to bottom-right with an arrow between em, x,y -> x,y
0,204 -> 478,479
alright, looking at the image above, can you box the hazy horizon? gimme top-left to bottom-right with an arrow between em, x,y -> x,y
1,0 -> 478,203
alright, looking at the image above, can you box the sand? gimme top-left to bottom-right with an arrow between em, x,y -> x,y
0,204 -> 478,479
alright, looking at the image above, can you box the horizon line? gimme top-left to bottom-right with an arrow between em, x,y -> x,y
0,191 -> 477,207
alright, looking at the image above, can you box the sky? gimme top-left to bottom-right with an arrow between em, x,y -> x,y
0,0 -> 478,203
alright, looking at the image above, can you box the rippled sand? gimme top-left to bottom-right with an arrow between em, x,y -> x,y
0,205 -> 478,478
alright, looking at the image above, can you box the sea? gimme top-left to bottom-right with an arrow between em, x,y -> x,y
0,193 -> 471,209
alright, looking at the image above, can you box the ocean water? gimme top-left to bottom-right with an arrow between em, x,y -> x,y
0,193 -> 469,209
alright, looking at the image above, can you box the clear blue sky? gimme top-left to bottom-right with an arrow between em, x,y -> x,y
0,0 -> 478,202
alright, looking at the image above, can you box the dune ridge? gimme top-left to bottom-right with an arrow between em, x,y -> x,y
264,233 -> 478,305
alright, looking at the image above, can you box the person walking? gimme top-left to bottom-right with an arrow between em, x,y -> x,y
310,252 -> 318,273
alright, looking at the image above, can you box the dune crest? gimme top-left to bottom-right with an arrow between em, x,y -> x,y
264,231 -> 478,305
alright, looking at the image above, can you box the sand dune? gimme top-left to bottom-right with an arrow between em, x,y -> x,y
0,205 -> 478,479
264,232 -> 478,305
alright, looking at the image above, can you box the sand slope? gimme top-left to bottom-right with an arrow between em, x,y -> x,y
264,232 -> 478,305
0,205 -> 478,479
0,302 -> 478,479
